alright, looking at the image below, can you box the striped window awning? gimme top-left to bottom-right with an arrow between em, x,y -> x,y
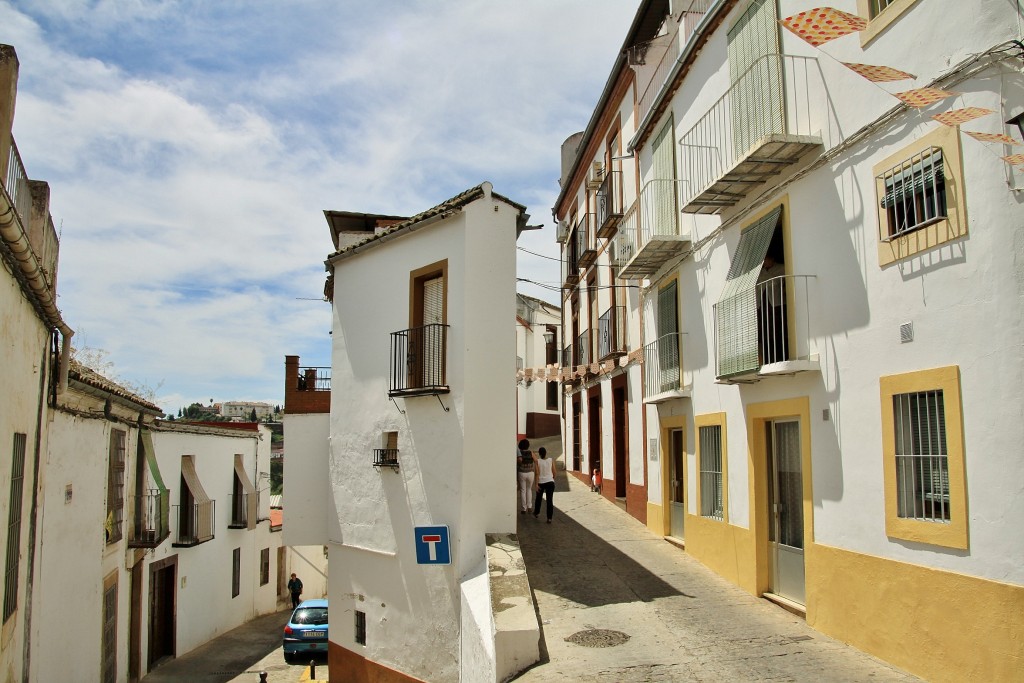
140,429 -> 169,541
181,455 -> 214,543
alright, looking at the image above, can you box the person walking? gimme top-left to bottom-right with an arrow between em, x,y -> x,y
533,447 -> 557,523
517,440 -> 535,514
287,573 -> 303,609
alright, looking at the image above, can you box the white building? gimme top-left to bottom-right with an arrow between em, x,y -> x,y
515,293 -> 561,440
294,183 -> 538,682
220,400 -> 275,421
553,1 -> 1024,680
0,42 -> 75,683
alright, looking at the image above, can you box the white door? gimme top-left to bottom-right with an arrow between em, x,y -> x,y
766,419 -> 804,604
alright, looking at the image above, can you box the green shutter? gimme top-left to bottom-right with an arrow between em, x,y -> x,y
657,282 -> 681,391
651,119 -> 678,236
716,206 -> 781,377
140,430 -> 169,541
727,0 -> 783,155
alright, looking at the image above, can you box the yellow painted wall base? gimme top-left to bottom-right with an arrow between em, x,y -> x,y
684,514 -> 757,594
806,543 -> 1024,683
647,502 -> 665,536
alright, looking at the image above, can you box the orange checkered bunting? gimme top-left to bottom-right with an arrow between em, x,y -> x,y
893,87 -> 958,108
780,7 -> 868,47
965,131 -> 1022,146
1002,154 -> 1024,166
841,62 -> 915,82
931,107 -> 994,126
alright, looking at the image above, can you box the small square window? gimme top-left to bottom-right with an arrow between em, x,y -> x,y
355,610 -> 366,645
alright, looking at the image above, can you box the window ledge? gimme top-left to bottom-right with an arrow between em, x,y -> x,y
643,386 -> 692,404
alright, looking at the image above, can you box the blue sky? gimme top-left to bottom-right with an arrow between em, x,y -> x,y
1,0 -> 636,413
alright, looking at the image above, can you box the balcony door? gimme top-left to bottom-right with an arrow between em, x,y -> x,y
409,261 -> 447,390
657,281 -> 680,392
727,0 -> 783,156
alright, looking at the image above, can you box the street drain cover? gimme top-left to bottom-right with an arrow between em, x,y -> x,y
565,629 -> 630,648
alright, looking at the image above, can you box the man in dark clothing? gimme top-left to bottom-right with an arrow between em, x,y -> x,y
287,573 -> 303,609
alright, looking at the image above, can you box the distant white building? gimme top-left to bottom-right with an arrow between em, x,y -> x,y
220,400 -> 274,421
289,183 -> 539,681
515,293 -> 561,440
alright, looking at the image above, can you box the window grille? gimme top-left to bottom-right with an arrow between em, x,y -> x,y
893,390 -> 949,522
106,430 -> 127,544
869,0 -> 897,18
878,147 -> 946,240
4,433 -> 27,621
355,610 -> 367,645
699,425 -> 724,520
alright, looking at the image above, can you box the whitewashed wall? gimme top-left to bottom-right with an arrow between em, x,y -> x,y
282,412 -> 330,546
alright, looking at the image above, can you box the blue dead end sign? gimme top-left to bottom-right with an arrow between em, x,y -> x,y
414,525 -> 451,565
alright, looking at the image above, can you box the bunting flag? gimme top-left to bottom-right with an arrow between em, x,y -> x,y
576,365 -> 587,378
780,7 -> 867,47
841,62 -> 915,82
1002,154 -> 1024,166
932,107 -> 995,126
619,356 -> 630,367
893,87 -> 958,108
965,131 -> 1022,146
604,359 -> 617,373
589,362 -> 601,375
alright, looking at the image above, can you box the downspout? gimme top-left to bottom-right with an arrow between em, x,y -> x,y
0,194 -> 74,390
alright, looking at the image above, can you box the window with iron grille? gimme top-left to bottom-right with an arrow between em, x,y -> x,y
101,577 -> 117,683
355,610 -> 367,645
260,547 -> 270,586
232,547 -> 241,598
868,0 -> 897,17
699,425 -> 723,520
106,430 -> 127,544
877,147 -> 946,240
893,390 -> 949,522
4,433 -> 27,622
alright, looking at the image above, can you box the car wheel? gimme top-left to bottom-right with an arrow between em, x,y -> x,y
283,651 -> 293,663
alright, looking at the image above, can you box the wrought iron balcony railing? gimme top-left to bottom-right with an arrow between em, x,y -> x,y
173,501 -> 215,547
127,489 -> 170,548
679,54 -> 824,214
373,448 -> 399,469
3,138 -> 32,233
574,213 -> 598,270
296,366 -> 331,391
616,179 -> 692,280
598,306 -> 628,361
389,324 -> 450,397
596,170 -> 624,238
713,274 -> 818,382
574,329 -> 591,369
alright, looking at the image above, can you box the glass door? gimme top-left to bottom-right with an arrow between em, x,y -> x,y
668,428 -> 685,539
766,419 -> 804,604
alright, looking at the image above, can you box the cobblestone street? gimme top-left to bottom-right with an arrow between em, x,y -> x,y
513,439 -> 919,683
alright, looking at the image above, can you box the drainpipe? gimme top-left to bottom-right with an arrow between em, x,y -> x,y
0,194 -> 74,390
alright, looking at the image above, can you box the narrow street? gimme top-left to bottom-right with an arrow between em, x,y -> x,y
514,438 -> 919,683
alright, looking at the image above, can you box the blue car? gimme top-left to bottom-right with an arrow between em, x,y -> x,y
283,598 -> 328,662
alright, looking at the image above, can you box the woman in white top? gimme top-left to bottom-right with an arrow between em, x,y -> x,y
532,447 -> 557,523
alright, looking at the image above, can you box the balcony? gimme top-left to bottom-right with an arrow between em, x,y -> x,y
616,179 -> 692,280
373,448 -> 400,470
228,493 -> 250,529
679,54 -> 823,214
574,213 -> 598,270
3,138 -> 32,233
173,501 -> 215,547
563,232 -> 580,288
597,306 -> 628,361
596,170 -> 624,238
389,324 -> 450,397
643,333 -> 691,403
284,355 -> 331,414
713,274 -> 819,383
574,329 -> 591,371
127,489 -> 169,548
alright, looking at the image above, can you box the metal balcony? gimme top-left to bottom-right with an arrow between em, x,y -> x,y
127,489 -> 169,548
373,448 -> 400,470
389,324 -> 450,397
574,213 -> 598,270
574,329 -> 591,371
228,493 -> 249,529
643,333 -> 691,402
713,274 -> 819,383
596,170 -> 624,238
679,54 -> 823,214
173,501 -> 215,547
597,306 -> 628,361
617,179 -> 692,280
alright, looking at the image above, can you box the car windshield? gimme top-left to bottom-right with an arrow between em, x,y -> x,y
292,607 -> 328,626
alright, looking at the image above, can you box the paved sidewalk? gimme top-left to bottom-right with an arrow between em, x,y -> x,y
513,438 -> 918,682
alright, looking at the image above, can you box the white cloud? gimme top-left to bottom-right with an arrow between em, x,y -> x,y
1,0 -> 635,406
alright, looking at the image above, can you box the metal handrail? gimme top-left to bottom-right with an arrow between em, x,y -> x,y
173,500 -> 215,546
389,324 -> 449,396
598,306 -> 628,360
373,448 -> 400,469
296,366 -> 331,391
574,329 -> 591,368
228,493 -> 248,527
679,54 -> 821,207
128,489 -> 169,547
644,332 -> 686,396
